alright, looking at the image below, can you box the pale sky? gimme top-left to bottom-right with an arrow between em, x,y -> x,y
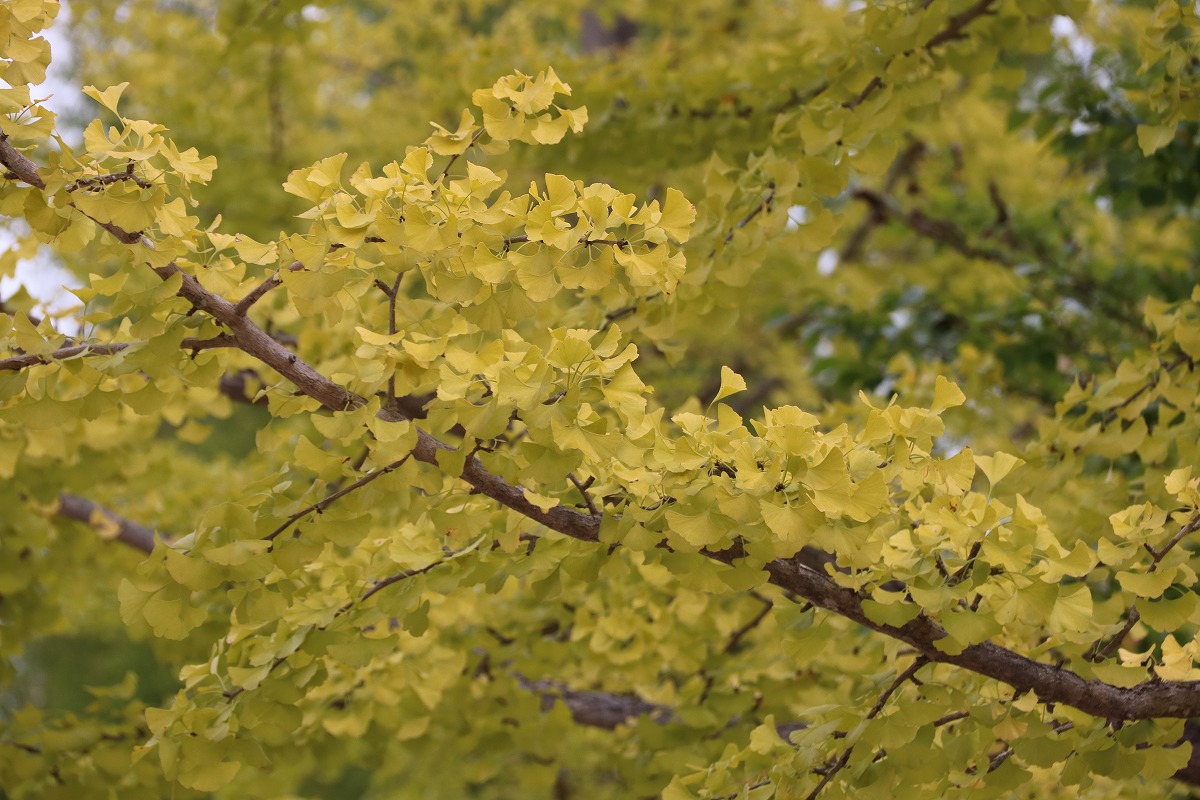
1,2 -> 84,328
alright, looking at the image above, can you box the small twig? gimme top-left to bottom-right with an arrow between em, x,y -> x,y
337,559 -> 446,615
567,472 -> 599,515
1089,607 -> 1141,663
64,170 -> 152,193
723,592 -> 774,654
844,77 -> 883,110
264,456 -> 410,542
234,261 -> 303,316
437,127 -> 486,180
386,273 -> 403,404
1099,354 -> 1190,430
932,710 -> 971,727
223,655 -> 288,701
925,0 -> 999,49
948,541 -> 982,586
986,721 -> 1073,773
717,185 -> 776,251
1090,510 -> 1200,661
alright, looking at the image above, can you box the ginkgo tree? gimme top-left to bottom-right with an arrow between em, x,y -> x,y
3,0 -> 1200,798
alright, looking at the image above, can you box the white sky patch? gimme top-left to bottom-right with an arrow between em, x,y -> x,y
889,308 -> 912,330
1050,16 -> 1095,64
1,2 -> 86,328
785,204 -> 809,230
816,248 -> 838,276
301,5 -> 331,22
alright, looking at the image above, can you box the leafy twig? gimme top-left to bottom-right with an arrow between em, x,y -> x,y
437,127 -> 486,181
1089,510 -> 1200,661
264,456 -> 411,543
806,657 -> 927,800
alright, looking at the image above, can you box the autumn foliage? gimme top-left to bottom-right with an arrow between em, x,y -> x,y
3,1 -> 1200,798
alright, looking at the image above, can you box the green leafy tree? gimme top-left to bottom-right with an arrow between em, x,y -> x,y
3,1 -> 1200,798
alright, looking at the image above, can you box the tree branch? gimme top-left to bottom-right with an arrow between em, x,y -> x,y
0,335 -> 241,372
806,658 -> 927,799
55,492 -> 163,554
10,127 -> 1200,731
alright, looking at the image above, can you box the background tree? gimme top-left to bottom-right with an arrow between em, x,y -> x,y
2,0 -> 1200,798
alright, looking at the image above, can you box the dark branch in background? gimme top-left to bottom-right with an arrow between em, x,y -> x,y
840,139 -> 926,262
723,592 -> 773,655
849,188 -> 1012,264
217,368 -> 269,405
519,675 -> 671,730
55,492 -> 163,554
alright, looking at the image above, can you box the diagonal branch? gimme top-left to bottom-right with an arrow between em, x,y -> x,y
264,456 -> 411,542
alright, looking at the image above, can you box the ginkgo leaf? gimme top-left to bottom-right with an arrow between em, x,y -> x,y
713,365 -> 747,403
82,82 -> 129,114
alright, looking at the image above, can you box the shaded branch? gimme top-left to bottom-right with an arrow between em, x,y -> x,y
55,492 -> 164,554
519,675 -> 672,730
